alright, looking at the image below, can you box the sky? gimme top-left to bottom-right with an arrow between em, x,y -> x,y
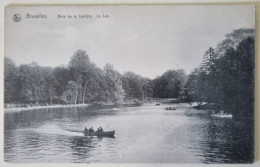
5,5 -> 255,79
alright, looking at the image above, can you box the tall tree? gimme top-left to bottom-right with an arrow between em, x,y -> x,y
141,78 -> 154,99
219,37 -> 255,118
185,31 -> 254,120
215,28 -> 254,57
68,50 -> 92,104
122,72 -> 144,100
104,63 -> 125,103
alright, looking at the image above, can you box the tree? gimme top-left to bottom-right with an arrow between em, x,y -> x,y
18,63 -> 47,104
53,66 -> 71,103
200,47 -> 221,104
122,72 -> 144,100
4,57 -> 17,103
104,63 -> 125,103
61,81 -> 78,104
153,70 -> 186,98
188,68 -> 208,105
185,32 -> 254,120
68,50 -> 92,104
215,28 -> 254,57
43,67 -> 58,105
184,69 -> 199,103
219,37 -> 255,118
142,78 -> 154,99
83,67 -> 108,103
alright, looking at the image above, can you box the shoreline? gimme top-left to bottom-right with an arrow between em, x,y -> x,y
4,101 -> 145,113
4,103 -> 90,112
4,98 -> 183,113
4,101 -> 199,113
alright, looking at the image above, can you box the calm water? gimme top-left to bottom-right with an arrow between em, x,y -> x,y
4,103 -> 254,163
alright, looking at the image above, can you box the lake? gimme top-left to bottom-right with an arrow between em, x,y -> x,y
4,103 -> 254,163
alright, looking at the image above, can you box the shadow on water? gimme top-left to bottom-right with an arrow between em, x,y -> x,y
4,104 -> 135,130
70,136 -> 94,156
199,117 -> 254,163
69,135 -> 115,162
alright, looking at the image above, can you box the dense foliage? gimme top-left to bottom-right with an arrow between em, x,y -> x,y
5,51 -> 186,105
184,28 -> 255,119
153,69 -> 186,98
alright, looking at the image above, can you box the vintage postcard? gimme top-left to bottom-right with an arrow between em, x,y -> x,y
4,5 -> 255,163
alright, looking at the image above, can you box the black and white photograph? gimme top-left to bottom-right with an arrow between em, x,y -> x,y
4,5 -> 255,163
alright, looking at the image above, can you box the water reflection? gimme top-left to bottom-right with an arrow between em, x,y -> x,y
5,105 -> 124,130
70,137 -> 94,159
198,117 -> 254,163
4,104 -> 254,163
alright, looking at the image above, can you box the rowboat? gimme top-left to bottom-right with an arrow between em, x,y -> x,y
84,130 -> 115,137
166,107 -> 176,110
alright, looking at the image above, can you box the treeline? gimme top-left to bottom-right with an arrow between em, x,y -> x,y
184,28 -> 255,119
5,50 -> 186,106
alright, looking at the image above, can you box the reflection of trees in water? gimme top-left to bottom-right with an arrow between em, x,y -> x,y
5,108 -> 64,129
4,105 -> 122,130
69,135 -> 116,162
200,118 -> 254,163
69,136 -> 97,161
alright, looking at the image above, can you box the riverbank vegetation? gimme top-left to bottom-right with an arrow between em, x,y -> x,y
5,28 -> 255,121
5,51 -> 186,108
184,28 -> 255,120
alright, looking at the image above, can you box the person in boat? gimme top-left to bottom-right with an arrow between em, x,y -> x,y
89,126 -> 94,133
84,127 -> 88,133
98,126 -> 103,132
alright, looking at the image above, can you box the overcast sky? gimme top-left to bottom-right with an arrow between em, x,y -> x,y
5,5 -> 255,79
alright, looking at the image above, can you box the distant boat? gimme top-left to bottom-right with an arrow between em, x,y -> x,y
166,107 -> 176,110
156,103 -> 160,106
211,114 -> 232,118
84,130 -> 115,137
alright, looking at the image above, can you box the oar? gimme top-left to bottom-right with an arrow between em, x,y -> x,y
91,125 -> 109,136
